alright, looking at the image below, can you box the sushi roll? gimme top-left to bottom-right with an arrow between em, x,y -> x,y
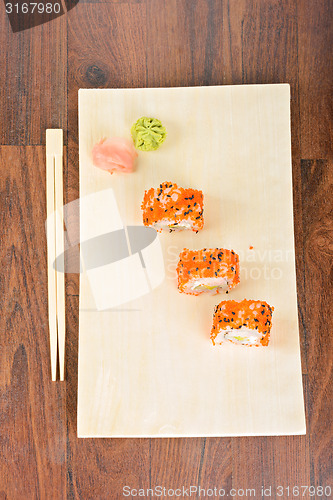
142,181 -> 204,232
211,299 -> 274,347
177,248 -> 240,295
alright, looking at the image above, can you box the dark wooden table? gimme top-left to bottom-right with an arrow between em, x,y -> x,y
1,1 -> 332,498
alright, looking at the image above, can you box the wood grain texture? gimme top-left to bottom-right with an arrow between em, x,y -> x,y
300,158 -> 333,490
0,0 -> 332,497
197,438 -> 232,491
0,147 -> 66,499
64,137 -> 80,298
232,433 -> 311,492
150,438 -> 223,489
0,11 -> 67,146
146,0 -> 225,87
297,0 -> 333,491
67,2 -> 148,147
298,0 -> 333,159
81,0 -> 145,3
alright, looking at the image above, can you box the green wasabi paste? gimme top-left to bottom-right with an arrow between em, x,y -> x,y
131,117 -> 166,151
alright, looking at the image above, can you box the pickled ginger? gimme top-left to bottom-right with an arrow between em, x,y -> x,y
92,137 -> 138,174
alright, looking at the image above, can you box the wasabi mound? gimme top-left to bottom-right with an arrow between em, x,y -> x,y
131,117 -> 166,151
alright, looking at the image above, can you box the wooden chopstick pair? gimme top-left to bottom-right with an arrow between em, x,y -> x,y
46,129 -> 66,381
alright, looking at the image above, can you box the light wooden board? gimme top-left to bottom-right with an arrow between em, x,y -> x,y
77,85 -> 306,437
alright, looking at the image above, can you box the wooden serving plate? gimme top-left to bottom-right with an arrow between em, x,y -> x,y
77,85 -> 305,437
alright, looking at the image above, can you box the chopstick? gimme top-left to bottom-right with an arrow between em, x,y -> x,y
46,129 -> 65,381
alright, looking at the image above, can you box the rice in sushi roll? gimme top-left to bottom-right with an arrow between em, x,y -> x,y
211,299 -> 274,347
177,248 -> 240,295
142,181 -> 204,232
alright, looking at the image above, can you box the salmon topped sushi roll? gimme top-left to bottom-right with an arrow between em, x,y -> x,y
177,248 -> 240,295
211,299 -> 274,347
142,181 -> 204,232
